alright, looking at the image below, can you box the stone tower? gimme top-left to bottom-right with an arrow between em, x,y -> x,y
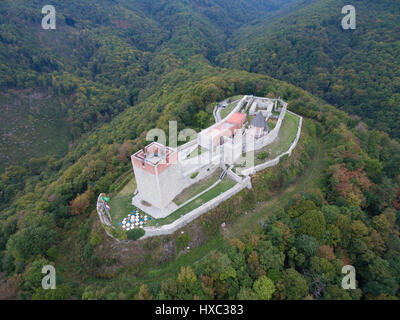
131,142 -> 183,214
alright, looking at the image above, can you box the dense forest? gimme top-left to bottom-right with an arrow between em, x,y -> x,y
0,0 -> 297,169
218,0 -> 400,139
0,0 -> 399,300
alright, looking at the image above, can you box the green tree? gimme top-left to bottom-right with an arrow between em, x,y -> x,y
298,209 -> 326,241
276,269 -> 308,300
253,276 -> 275,300
177,266 -> 197,291
7,215 -> 57,262
295,235 -> 319,258
237,287 -> 258,300
32,284 -> 73,300
22,257 -> 49,295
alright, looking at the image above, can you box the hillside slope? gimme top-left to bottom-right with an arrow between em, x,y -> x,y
1,66 -> 400,300
0,0 -> 295,170
0,0 -> 399,301
218,0 -> 400,139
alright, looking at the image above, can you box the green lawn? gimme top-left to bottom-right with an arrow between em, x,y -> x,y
108,171 -> 235,229
147,177 -> 237,227
108,195 -> 135,227
253,112 -> 300,165
173,169 -> 222,205
108,178 -> 137,227
227,95 -> 244,103
220,100 -> 240,119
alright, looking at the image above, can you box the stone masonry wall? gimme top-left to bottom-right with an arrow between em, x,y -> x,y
141,182 -> 247,239
240,111 -> 303,176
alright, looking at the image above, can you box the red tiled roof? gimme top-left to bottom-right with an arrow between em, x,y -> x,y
226,112 -> 246,125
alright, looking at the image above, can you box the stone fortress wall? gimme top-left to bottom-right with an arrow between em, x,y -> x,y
240,111 -> 303,176
141,181 -> 249,239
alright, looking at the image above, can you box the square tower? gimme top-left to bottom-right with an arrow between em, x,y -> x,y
131,142 -> 183,213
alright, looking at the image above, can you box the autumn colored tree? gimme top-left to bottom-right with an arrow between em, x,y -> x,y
69,188 -> 94,215
177,266 -> 197,291
392,188 -> 400,210
117,141 -> 135,163
317,245 -> 336,261
247,251 -> 265,278
327,164 -> 373,207
373,214 -> 392,241
0,274 -> 22,300
229,238 -> 245,252
136,284 -> 153,300
200,275 -> 215,299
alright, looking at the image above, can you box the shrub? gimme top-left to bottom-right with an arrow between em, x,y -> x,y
190,172 -> 199,179
127,228 -> 145,241
176,233 -> 191,252
105,226 -> 127,240
258,152 -> 269,160
90,232 -> 101,247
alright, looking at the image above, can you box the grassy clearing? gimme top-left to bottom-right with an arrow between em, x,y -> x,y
173,169 -> 222,205
220,100 -> 240,119
227,95 -> 244,102
144,233 -> 226,280
227,137 -> 326,237
147,177 -> 237,227
108,178 -> 137,227
117,177 -> 136,196
253,112 -> 299,165
108,195 -> 135,227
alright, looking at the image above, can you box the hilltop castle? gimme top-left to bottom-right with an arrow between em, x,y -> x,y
131,95 -> 288,218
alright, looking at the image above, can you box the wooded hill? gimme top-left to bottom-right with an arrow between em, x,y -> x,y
218,0 -> 400,139
0,0 -> 296,169
0,0 -> 399,300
